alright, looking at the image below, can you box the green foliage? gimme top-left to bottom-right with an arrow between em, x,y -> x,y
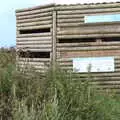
0,49 -> 120,120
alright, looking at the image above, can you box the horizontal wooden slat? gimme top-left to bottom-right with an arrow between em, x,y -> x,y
57,33 -> 120,39
57,8 -> 120,15
57,24 -> 120,34
58,62 -> 72,66
93,84 -> 120,89
72,72 -> 120,77
16,3 -> 55,12
17,40 -> 52,45
57,46 -> 120,51
17,32 -> 51,38
18,64 -> 48,70
57,42 -> 120,47
17,20 -> 52,27
17,24 -> 52,30
55,3 -> 120,10
17,36 -> 51,41
17,12 -> 52,20
57,14 -> 86,19
18,58 -> 51,62
17,16 -> 52,23
58,50 -> 120,58
57,21 -> 120,27
16,7 -> 53,16
91,76 -> 120,81
57,18 -> 84,23
17,48 -> 52,52
17,61 -> 50,66
17,44 -> 52,48
18,63 -> 46,68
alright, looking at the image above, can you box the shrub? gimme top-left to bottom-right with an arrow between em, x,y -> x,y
0,49 -> 120,120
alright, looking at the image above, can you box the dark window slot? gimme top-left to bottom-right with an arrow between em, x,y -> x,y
102,37 -> 120,42
58,38 -> 96,43
19,28 -> 50,34
19,51 -> 50,58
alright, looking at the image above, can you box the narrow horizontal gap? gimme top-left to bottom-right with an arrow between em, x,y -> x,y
58,38 -> 96,43
19,51 -> 50,58
19,28 -> 50,34
58,37 -> 120,43
102,37 -> 120,42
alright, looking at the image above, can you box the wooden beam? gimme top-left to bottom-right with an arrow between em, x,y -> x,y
52,10 -> 57,68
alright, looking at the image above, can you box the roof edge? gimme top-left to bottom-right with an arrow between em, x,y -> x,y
16,3 -> 55,13
16,2 -> 120,13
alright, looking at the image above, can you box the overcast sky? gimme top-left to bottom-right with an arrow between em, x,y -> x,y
0,0 -> 119,47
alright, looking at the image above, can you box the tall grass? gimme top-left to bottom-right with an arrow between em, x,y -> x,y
0,48 -> 120,120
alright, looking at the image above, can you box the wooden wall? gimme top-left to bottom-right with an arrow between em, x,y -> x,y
16,4 -> 55,71
16,2 -> 120,91
56,3 -> 120,91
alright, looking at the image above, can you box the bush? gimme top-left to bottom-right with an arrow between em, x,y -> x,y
0,50 -> 120,120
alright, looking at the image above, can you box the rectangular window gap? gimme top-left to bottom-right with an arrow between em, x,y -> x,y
19,28 -> 50,34
19,51 -> 50,58
85,14 -> 120,23
102,37 -> 120,42
58,38 -> 96,43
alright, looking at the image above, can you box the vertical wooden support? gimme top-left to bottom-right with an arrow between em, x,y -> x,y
52,10 -> 57,70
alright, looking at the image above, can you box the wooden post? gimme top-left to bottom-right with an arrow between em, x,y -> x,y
52,10 -> 57,70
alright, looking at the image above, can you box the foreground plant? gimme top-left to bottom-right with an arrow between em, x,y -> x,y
0,50 -> 120,120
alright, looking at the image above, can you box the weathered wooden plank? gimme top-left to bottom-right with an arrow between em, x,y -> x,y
89,76 -> 120,81
17,16 -> 52,23
57,21 -> 120,28
57,62 -> 72,66
16,7 -> 54,16
17,44 -> 52,48
72,72 -> 120,77
17,36 -> 51,41
57,34 -> 120,39
55,3 -> 120,10
18,61 -> 50,66
17,32 -> 51,38
18,58 -> 51,62
18,64 -> 48,69
57,8 -> 120,15
57,22 -> 120,28
57,56 -> 120,61
57,14 -> 86,19
16,3 -> 55,12
57,42 -> 120,47
17,24 -> 52,30
57,46 -> 120,51
91,81 -> 120,86
58,50 -> 120,59
17,48 -> 52,52
57,59 -> 72,62
17,20 -> 52,27
93,85 -> 120,89
17,40 -> 52,45
57,18 -> 84,23
17,12 -> 52,20
57,24 -> 120,34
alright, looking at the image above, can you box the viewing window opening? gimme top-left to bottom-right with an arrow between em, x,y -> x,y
19,51 -> 50,58
58,38 -> 96,43
19,28 -> 50,34
102,37 -> 120,42
85,14 -> 120,23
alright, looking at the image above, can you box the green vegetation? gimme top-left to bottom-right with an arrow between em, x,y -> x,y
0,48 -> 120,120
